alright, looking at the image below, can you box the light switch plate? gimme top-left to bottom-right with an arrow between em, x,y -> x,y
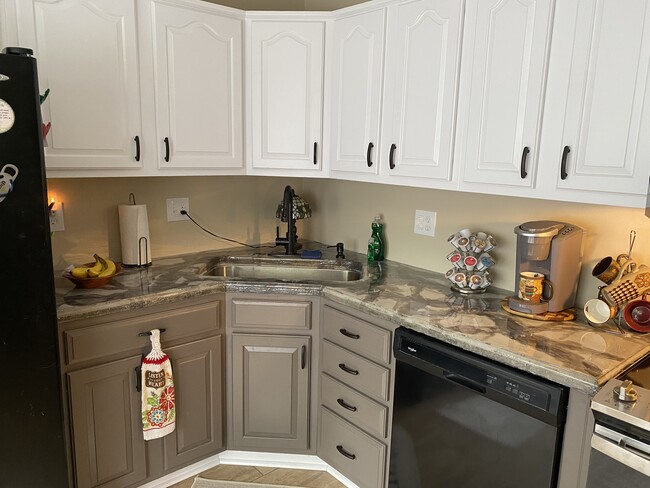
166,197 -> 189,221
414,210 -> 436,237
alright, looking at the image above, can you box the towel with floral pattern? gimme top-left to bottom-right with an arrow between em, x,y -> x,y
141,329 -> 175,440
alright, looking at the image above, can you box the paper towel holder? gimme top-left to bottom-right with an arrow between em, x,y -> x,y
119,193 -> 152,268
138,236 -> 150,268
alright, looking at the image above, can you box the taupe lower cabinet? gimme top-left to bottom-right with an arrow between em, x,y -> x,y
59,295 -> 225,488
227,294 -> 318,453
318,302 -> 397,488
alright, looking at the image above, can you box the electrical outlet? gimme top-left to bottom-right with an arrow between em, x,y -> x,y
49,202 -> 65,232
166,197 -> 189,221
414,210 -> 436,237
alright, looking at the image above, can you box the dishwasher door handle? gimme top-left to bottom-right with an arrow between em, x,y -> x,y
443,371 -> 486,394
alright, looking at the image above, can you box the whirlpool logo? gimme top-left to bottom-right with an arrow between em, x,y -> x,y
0,74 -> 9,82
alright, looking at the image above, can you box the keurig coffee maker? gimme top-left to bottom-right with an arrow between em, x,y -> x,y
508,221 -> 584,314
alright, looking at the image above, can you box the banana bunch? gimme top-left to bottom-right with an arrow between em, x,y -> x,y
70,254 -> 117,279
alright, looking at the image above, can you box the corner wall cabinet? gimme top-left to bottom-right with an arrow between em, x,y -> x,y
59,295 -> 224,488
247,19 -> 325,173
227,294 -> 318,453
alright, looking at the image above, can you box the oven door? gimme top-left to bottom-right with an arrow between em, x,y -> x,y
586,423 -> 650,487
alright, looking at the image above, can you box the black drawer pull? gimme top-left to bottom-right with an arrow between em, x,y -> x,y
135,366 -> 142,393
389,143 -> 396,169
134,136 -> 140,162
336,444 -> 356,460
164,137 -> 170,162
520,146 -> 529,178
337,398 -> 357,412
301,345 -> 307,370
560,145 -> 570,180
313,142 -> 318,165
366,142 -> 374,167
339,328 -> 360,340
338,363 -> 359,376
138,328 -> 166,337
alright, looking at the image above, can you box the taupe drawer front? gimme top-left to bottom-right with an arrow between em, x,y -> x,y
319,407 -> 386,488
320,373 -> 388,439
321,340 -> 390,401
64,300 -> 220,365
323,306 -> 391,364
231,299 -> 311,330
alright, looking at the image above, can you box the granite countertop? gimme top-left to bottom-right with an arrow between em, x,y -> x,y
55,243 -> 650,394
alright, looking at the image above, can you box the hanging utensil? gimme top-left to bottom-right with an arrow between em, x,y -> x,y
628,230 -> 637,261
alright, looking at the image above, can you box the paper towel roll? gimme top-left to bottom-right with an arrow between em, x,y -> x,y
119,204 -> 152,266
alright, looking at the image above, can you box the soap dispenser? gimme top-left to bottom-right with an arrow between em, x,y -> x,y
367,215 -> 384,261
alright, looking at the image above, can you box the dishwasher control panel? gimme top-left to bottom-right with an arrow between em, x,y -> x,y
487,374 -> 550,410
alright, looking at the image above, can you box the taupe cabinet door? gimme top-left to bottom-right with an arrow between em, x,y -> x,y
68,355 -> 146,488
232,334 -> 310,450
163,336 -> 224,470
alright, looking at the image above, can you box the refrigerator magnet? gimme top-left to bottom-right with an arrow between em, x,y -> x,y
0,98 -> 15,134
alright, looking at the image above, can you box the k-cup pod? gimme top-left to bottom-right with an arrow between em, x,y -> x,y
453,272 -> 467,288
476,253 -> 496,271
483,235 -> 497,253
469,273 -> 484,290
584,298 -> 617,325
448,233 -> 463,249
476,231 -> 488,239
457,237 -> 471,252
447,250 -> 464,268
470,237 -> 486,253
463,255 -> 478,271
458,228 -> 472,238
480,271 -> 493,289
445,268 -> 456,283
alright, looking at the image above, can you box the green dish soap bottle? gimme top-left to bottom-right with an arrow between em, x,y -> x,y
367,215 -> 384,262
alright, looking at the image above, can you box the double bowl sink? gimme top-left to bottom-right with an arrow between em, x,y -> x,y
199,255 -> 364,283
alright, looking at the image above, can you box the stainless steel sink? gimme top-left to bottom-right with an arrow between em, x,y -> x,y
200,255 -> 363,282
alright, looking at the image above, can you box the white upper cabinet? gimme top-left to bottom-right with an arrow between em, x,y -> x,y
381,0 -> 463,183
152,0 -> 243,171
457,0 -> 554,188
16,0 -> 145,170
539,0 -> 650,206
328,8 -> 385,175
248,19 -> 325,172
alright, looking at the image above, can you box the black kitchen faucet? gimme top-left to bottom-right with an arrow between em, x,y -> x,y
275,185 -> 297,255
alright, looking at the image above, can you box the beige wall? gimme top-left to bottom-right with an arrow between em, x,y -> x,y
46,176 -> 304,270
301,179 -> 650,307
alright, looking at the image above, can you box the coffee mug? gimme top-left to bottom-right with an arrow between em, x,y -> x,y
518,272 -> 553,303
584,298 -> 617,325
592,254 -> 630,284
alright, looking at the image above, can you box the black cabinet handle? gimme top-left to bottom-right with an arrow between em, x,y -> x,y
520,146 -> 530,179
338,363 -> 359,376
301,345 -> 307,370
560,145 -> 570,180
389,143 -> 397,169
337,398 -> 357,412
134,136 -> 140,162
339,328 -> 360,340
135,366 -> 142,393
336,445 -> 356,460
313,142 -> 318,165
366,142 -> 374,167
164,137 -> 170,162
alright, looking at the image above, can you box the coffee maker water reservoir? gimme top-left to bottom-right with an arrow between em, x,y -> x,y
509,221 -> 584,314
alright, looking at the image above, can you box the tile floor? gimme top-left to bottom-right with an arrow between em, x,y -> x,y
169,464 -> 346,488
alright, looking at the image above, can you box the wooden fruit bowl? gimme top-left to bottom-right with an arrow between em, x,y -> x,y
63,263 -> 121,289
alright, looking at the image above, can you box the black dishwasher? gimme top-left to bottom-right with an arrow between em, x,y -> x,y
389,327 -> 568,488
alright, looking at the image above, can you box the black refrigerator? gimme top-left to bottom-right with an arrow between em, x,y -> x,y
0,47 -> 69,487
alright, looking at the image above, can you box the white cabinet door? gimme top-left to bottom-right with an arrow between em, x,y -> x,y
542,0 -> 650,201
152,1 -> 243,170
457,0 -> 553,188
329,9 -> 385,175
249,20 -> 324,171
381,0 -> 463,182
17,0 -> 144,170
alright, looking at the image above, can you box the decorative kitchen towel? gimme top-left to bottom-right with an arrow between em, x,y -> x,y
141,329 -> 175,440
